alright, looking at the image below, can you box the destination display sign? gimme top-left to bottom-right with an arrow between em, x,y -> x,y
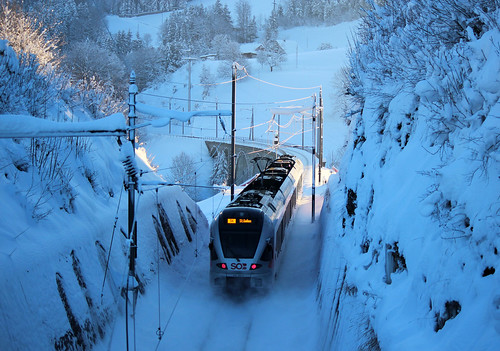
226,218 -> 253,224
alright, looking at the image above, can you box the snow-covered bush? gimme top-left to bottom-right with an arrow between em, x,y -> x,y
0,2 -> 60,69
0,3 -> 64,118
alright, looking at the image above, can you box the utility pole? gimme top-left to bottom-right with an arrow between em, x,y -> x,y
128,72 -> 138,276
187,58 -> 193,112
231,63 -> 237,201
250,107 -> 254,141
216,101 -> 219,139
302,113 -> 304,150
312,94 -> 317,223
127,71 -> 138,351
184,54 -> 197,133
318,88 -> 323,182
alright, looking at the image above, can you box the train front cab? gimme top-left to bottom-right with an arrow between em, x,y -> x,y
209,207 -> 275,290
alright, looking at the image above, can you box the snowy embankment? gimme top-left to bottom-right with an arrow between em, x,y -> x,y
318,2 -> 500,350
1,4 -> 359,349
0,38 -> 208,349
0,117 -> 208,351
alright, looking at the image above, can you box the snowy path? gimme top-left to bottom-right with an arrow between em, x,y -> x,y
99,165 -> 327,351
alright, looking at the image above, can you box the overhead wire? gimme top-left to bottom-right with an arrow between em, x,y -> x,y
100,185 -> 124,303
245,73 -> 322,90
139,91 -> 314,107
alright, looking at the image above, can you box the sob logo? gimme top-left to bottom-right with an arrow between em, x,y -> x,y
230,262 -> 247,270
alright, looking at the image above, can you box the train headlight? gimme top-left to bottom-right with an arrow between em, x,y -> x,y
250,264 -> 262,270
217,263 -> 228,270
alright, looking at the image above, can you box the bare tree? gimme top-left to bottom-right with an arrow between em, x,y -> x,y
170,152 -> 197,199
257,40 -> 287,72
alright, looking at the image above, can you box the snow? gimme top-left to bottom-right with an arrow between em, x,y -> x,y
3,0 -> 499,350
136,102 -> 231,125
1,4 -> 357,348
317,3 -> 500,350
0,113 -> 127,138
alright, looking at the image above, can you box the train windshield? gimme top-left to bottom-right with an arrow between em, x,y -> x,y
219,210 -> 263,259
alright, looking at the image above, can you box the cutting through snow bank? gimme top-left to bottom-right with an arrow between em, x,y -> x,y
318,1 -> 500,350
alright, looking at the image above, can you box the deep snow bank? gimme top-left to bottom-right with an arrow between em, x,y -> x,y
0,127 -> 208,351
318,1 -> 500,350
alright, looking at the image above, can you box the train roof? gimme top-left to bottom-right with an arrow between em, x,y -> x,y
227,155 -> 298,209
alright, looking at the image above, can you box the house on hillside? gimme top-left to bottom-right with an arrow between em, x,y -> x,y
255,40 -> 286,56
254,40 -> 290,72
241,40 -> 297,59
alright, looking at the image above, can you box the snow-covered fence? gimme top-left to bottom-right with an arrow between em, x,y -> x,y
0,113 -> 127,138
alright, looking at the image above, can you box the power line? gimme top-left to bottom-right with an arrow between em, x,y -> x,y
139,91 -> 314,107
246,73 -> 322,90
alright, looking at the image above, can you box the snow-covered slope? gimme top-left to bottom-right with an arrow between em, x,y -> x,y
318,1 -> 500,350
0,40 -> 209,350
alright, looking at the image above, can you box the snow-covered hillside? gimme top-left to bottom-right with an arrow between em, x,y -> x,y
318,1 -> 500,350
0,35 -> 208,351
3,0 -> 498,350
1,1 -> 357,350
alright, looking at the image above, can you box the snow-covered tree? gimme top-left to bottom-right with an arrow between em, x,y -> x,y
170,152 -> 197,199
115,0 -> 188,15
264,12 -> 279,41
25,0 -> 78,41
125,46 -> 164,90
210,0 -> 234,38
211,34 -> 241,61
64,41 -> 126,110
235,0 -> 257,43
159,40 -> 183,73
211,149 -> 229,186
257,40 -> 287,72
199,64 -> 214,99
159,3 -> 238,58
0,2 -> 60,69
0,3 -> 63,118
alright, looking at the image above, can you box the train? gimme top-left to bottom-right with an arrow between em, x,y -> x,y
209,154 -> 304,291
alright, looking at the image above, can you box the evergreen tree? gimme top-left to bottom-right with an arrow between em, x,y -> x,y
248,16 -> 258,42
211,150 -> 228,186
264,12 -> 279,41
210,0 -> 234,38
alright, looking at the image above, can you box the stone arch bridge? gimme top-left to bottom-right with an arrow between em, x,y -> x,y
205,141 -> 281,185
